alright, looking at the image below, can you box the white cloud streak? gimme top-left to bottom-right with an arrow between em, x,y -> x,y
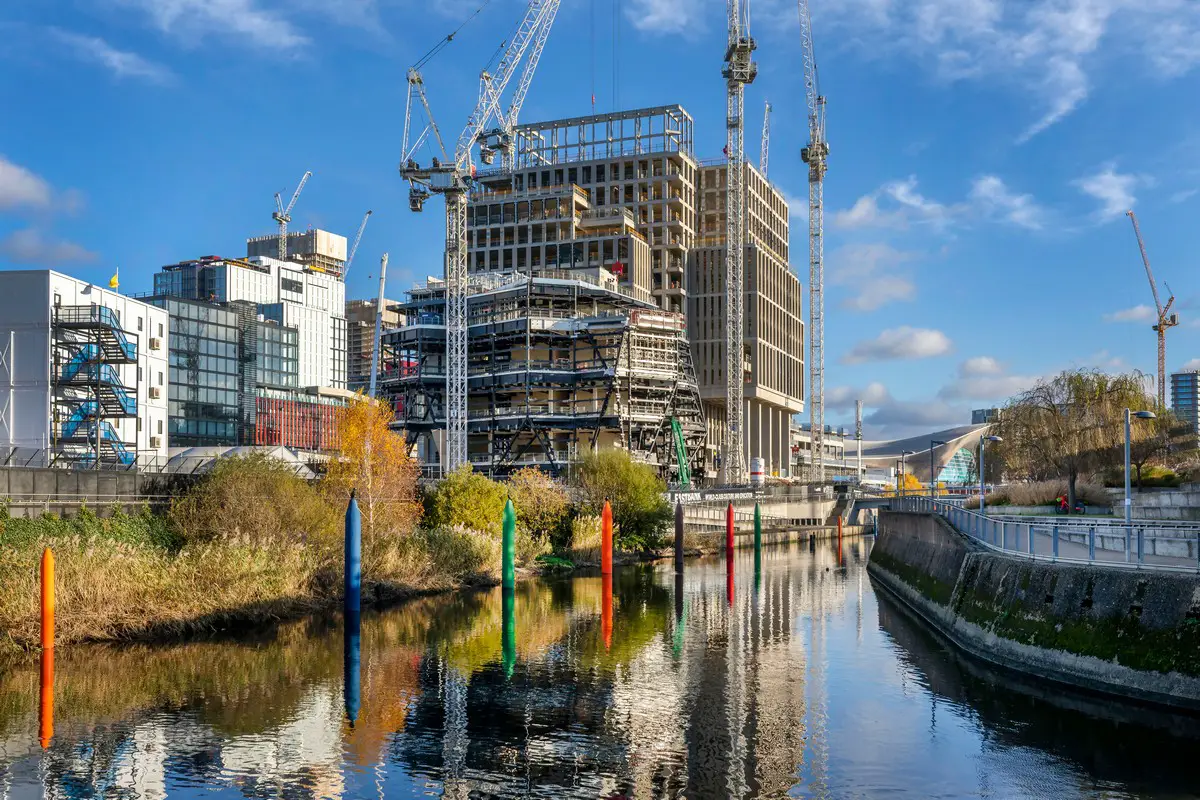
625,0 -> 706,35
49,29 -> 173,83
1074,163 -> 1142,219
115,0 -> 310,49
828,243 -> 918,311
1104,304 -> 1157,323
0,229 -> 97,266
835,175 -> 1043,232
0,156 -> 53,211
843,326 -> 953,364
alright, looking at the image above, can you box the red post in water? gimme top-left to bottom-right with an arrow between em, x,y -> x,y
39,648 -> 53,749
837,515 -> 844,566
726,502 -> 735,558
601,500 -> 613,575
601,572 -> 613,650
41,548 -> 54,650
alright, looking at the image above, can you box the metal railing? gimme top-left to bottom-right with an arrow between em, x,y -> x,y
901,496 -> 1200,573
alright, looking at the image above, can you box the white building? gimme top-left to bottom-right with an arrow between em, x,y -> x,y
0,270 -> 170,466
153,254 -> 347,389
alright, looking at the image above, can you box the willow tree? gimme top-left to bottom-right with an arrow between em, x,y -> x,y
997,370 -> 1148,509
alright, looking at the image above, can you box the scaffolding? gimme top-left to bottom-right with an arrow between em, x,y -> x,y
51,305 -> 139,467
380,272 -> 706,480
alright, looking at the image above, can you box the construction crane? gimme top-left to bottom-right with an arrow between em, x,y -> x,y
722,0 -> 757,486
1127,210 -> 1178,409
760,100 -> 772,177
400,0 -> 561,474
344,210 -> 373,277
799,0 -> 829,484
272,170 -> 311,262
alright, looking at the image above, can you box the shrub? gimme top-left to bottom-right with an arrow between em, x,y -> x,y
423,466 -> 507,537
965,479 -> 1111,509
508,468 -> 572,544
575,450 -> 671,551
415,525 -> 501,581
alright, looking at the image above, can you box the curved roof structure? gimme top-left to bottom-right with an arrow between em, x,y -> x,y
859,423 -> 992,482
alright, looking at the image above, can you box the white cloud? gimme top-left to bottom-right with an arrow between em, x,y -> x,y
1078,349 -> 1130,371
625,0 -> 706,35
1170,188 -> 1198,204
828,243 -> 917,311
843,326 -> 953,364
834,174 -> 1044,232
820,0 -> 1200,140
0,229 -> 97,266
827,382 -> 892,411
864,398 -> 966,439
49,29 -> 173,83
968,175 -> 1044,229
1074,163 -> 1142,220
1180,358 -> 1200,371
1104,304 -> 1156,323
960,356 -> 1003,377
0,156 -> 53,211
115,0 -> 309,49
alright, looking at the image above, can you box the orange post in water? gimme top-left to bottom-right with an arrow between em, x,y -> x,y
39,648 -> 54,749
41,548 -> 54,650
601,500 -> 614,575
601,572 -> 613,650
726,502 -> 735,557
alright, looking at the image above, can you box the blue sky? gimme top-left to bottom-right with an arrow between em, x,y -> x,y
2,0 -> 1199,438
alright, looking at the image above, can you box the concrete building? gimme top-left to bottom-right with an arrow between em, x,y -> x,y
1171,371 -> 1199,435
380,272 -> 706,479
246,228 -> 348,278
152,253 -> 347,389
690,161 -> 804,478
972,408 -> 1001,424
346,297 -> 401,391
0,270 -> 169,467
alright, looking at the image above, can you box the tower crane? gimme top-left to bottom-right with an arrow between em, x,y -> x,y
1126,210 -> 1178,409
272,170 -> 311,262
722,0 -> 757,486
344,210 -> 373,277
400,0 -> 561,474
799,0 -> 829,484
760,100 -> 772,178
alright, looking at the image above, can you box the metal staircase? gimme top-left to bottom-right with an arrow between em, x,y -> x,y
52,305 -> 140,468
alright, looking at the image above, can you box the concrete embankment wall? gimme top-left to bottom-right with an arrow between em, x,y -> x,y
0,467 -> 187,518
869,510 -> 1200,709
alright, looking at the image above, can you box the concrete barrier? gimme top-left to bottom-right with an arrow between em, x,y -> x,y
870,510 -> 1200,709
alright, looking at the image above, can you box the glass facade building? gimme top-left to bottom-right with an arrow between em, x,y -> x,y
148,297 -> 240,446
1171,371 -> 1200,435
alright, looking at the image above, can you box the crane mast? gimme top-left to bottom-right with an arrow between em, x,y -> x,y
799,0 -> 828,483
1126,210 -> 1178,409
760,100 -> 772,178
399,0 -> 561,474
722,0 -> 757,486
272,170 -> 311,262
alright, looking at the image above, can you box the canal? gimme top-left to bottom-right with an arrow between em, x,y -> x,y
2,538 -> 1199,798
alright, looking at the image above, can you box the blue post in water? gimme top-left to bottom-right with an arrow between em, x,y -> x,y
345,491 -> 362,618
502,499 -> 516,591
343,610 -> 361,726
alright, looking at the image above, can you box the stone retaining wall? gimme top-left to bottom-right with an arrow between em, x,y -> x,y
869,510 -> 1200,709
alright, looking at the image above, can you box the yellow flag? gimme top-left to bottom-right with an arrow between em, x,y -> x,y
109,267 -> 119,290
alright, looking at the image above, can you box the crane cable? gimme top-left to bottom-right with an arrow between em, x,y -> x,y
412,0 -> 492,71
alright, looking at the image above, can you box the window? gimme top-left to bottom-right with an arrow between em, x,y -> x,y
158,323 -> 163,337
157,419 -> 163,435
158,371 -> 163,386
53,293 -> 61,307
137,316 -> 143,332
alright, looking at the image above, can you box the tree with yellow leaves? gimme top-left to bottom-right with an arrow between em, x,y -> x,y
323,395 -> 421,539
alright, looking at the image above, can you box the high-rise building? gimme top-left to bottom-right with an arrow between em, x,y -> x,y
689,162 -> 804,477
1171,371 -> 1199,434
0,270 -> 169,466
346,298 -> 402,391
152,253 -> 346,389
246,229 -> 348,278
972,408 -> 1001,424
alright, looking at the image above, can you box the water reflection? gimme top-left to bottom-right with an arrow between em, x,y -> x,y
0,540 -> 1196,798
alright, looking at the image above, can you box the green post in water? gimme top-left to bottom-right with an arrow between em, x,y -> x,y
502,499 -> 516,590
753,502 -> 763,591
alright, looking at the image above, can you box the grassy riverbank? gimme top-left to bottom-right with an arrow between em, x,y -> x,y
0,405 -> 675,659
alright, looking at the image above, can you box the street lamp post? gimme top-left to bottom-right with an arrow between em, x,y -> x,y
979,434 -> 1002,517
1125,408 -> 1156,530
930,440 -> 948,499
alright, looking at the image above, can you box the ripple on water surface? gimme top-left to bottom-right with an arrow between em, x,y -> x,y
1,538 -> 1199,798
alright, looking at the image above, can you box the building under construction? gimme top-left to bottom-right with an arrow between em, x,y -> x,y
380,269 -> 705,479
